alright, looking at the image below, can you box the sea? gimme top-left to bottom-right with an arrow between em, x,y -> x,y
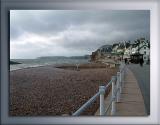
10,58 -> 89,71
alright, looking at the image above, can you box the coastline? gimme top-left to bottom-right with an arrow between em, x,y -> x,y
10,63 -> 118,116
10,58 -> 89,71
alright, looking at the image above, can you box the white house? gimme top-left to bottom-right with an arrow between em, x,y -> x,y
123,43 -> 132,59
130,44 -> 139,54
130,38 -> 150,64
138,44 -> 150,64
112,43 -> 119,53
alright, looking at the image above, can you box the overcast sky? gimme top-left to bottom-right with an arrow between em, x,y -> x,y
10,10 -> 150,59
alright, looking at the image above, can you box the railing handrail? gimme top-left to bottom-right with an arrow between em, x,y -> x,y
72,79 -> 113,116
72,62 -> 125,116
72,91 -> 100,116
120,62 -> 125,72
105,80 -> 113,89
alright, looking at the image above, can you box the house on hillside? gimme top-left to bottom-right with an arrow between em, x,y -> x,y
90,38 -> 150,64
99,45 -> 112,58
99,45 -> 112,53
123,42 -> 132,59
130,38 -> 150,64
112,43 -> 119,53
131,43 -> 139,54
90,44 -> 113,62
117,43 -> 125,54
111,43 -> 124,61
138,43 -> 150,64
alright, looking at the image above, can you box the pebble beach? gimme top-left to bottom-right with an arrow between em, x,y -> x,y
9,63 -> 118,116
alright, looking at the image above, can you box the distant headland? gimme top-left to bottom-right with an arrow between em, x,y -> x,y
10,61 -> 21,65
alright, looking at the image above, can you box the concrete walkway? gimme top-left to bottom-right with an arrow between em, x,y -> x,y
116,67 -> 146,116
128,64 -> 150,115
95,67 -> 146,116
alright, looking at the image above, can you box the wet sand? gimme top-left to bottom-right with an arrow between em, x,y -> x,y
9,63 -> 118,116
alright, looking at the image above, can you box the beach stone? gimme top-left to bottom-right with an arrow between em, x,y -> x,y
10,64 -> 118,116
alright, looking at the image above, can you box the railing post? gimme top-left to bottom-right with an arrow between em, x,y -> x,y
99,86 -> 105,116
116,72 -> 120,102
122,64 -> 125,87
120,63 -> 124,88
111,76 -> 116,115
119,71 -> 122,94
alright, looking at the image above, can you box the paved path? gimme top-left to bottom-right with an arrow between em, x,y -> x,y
95,66 -> 147,116
115,67 -> 146,116
127,64 -> 150,115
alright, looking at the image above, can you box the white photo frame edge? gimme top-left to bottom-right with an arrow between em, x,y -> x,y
1,0 -> 160,124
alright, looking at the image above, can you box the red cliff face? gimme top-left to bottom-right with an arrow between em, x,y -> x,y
90,51 -> 101,62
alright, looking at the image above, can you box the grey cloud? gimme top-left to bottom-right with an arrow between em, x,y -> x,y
11,10 -> 150,37
10,10 -> 150,58
10,25 -> 23,40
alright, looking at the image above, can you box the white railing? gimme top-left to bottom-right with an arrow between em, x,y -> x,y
72,62 -> 125,116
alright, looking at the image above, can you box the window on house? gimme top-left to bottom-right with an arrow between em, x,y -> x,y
144,51 -> 146,54
144,57 -> 146,59
144,47 -> 146,49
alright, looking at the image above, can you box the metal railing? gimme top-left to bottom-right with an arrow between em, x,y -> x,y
72,62 -> 125,116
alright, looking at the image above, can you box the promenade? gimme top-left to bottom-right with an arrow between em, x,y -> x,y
128,64 -> 150,115
95,65 -> 147,116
